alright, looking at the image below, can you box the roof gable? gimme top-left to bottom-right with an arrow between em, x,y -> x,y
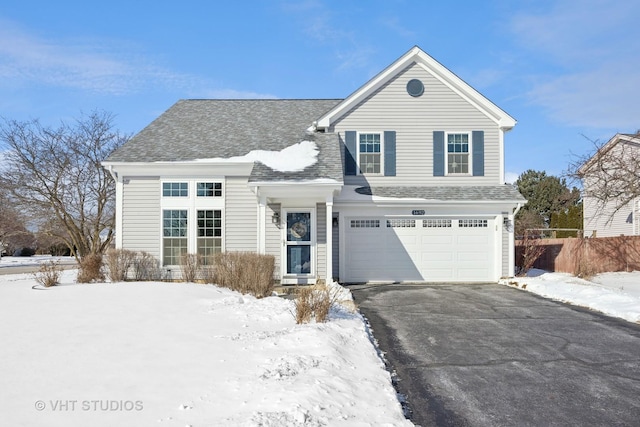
315,46 -> 516,131
578,133 -> 640,175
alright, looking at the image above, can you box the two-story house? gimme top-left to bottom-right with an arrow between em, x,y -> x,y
102,46 -> 525,284
581,132 -> 640,237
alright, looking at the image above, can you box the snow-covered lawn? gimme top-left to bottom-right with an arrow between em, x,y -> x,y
504,269 -> 640,323
0,270 -> 411,426
4,264 -> 638,426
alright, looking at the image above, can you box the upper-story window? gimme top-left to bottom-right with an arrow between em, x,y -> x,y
197,182 -> 223,197
447,133 -> 470,174
359,133 -> 382,174
163,182 -> 188,197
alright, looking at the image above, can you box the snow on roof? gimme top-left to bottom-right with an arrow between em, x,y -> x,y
193,140 -> 318,172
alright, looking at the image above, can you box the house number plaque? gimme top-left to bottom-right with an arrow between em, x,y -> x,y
411,210 -> 425,215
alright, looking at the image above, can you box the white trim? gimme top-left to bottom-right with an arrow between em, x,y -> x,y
115,175 -> 123,249
258,195 -> 266,254
325,198 -> 333,282
101,161 -> 253,178
499,128 -> 505,184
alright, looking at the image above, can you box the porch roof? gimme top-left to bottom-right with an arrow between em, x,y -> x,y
354,185 -> 526,202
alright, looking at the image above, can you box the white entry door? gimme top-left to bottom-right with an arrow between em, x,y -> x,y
283,210 -> 315,282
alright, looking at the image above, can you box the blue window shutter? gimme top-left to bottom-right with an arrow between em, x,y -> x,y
344,131 -> 357,175
472,130 -> 484,176
433,131 -> 445,176
384,131 -> 396,176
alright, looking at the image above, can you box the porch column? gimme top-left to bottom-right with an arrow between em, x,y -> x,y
326,197 -> 333,283
258,196 -> 266,254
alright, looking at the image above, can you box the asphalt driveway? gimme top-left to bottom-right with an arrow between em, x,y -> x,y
350,284 -> 640,427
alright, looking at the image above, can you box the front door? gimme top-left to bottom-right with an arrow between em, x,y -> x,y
284,210 -> 315,282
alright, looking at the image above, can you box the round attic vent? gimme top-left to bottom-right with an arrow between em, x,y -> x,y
406,79 -> 424,97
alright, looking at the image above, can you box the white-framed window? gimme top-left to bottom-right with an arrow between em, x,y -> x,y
446,132 -> 471,175
423,219 -> 452,228
162,182 -> 188,197
459,219 -> 488,228
350,219 -> 380,228
197,182 -> 222,197
359,133 -> 382,174
162,210 -> 188,265
160,179 -> 226,266
387,219 -> 415,228
197,210 -> 222,258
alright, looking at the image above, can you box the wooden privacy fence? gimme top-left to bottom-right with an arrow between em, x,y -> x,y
515,236 -> 640,275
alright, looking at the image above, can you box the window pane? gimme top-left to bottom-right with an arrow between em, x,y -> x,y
197,182 -> 223,197
359,133 -> 380,153
287,245 -> 311,274
360,153 -> 381,174
163,210 -> 188,265
163,238 -> 187,265
163,182 -> 188,197
287,212 -> 311,242
447,134 -> 469,158
448,153 -> 469,174
196,209 -> 223,261
197,237 -> 222,259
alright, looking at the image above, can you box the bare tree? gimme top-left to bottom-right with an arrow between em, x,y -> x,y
569,133 -> 640,221
0,111 -> 129,260
0,190 -> 34,256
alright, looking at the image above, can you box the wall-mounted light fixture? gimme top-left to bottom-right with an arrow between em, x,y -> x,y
503,217 -> 513,232
272,212 -> 280,225
332,217 -> 339,227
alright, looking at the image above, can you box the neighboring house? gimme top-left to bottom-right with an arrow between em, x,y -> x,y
581,132 -> 640,237
102,46 -> 525,284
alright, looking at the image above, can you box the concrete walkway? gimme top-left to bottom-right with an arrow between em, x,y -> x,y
351,284 -> 640,427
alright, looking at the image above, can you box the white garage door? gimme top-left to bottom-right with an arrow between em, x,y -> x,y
345,217 -> 495,282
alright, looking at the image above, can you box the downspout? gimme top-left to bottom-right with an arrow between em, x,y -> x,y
509,202 -> 523,277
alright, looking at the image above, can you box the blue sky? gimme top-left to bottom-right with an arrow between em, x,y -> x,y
1,0 -> 639,183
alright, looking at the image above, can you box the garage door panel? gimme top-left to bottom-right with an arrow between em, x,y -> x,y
345,217 -> 495,282
458,251 -> 490,261
424,268 -> 457,281
421,251 -> 455,262
457,268 -> 490,281
457,235 -> 490,246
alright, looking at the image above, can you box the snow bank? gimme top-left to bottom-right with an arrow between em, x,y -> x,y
0,271 -> 410,426
504,269 -> 640,323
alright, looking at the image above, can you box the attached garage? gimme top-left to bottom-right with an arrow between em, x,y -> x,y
344,217 -> 496,283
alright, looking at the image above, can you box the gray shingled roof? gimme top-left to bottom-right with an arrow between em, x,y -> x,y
106,99 -> 343,180
355,185 -> 526,202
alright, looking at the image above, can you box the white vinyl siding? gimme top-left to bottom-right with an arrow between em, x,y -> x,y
333,62 -> 499,186
225,177 -> 258,251
121,178 -> 161,259
583,196 -> 634,237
